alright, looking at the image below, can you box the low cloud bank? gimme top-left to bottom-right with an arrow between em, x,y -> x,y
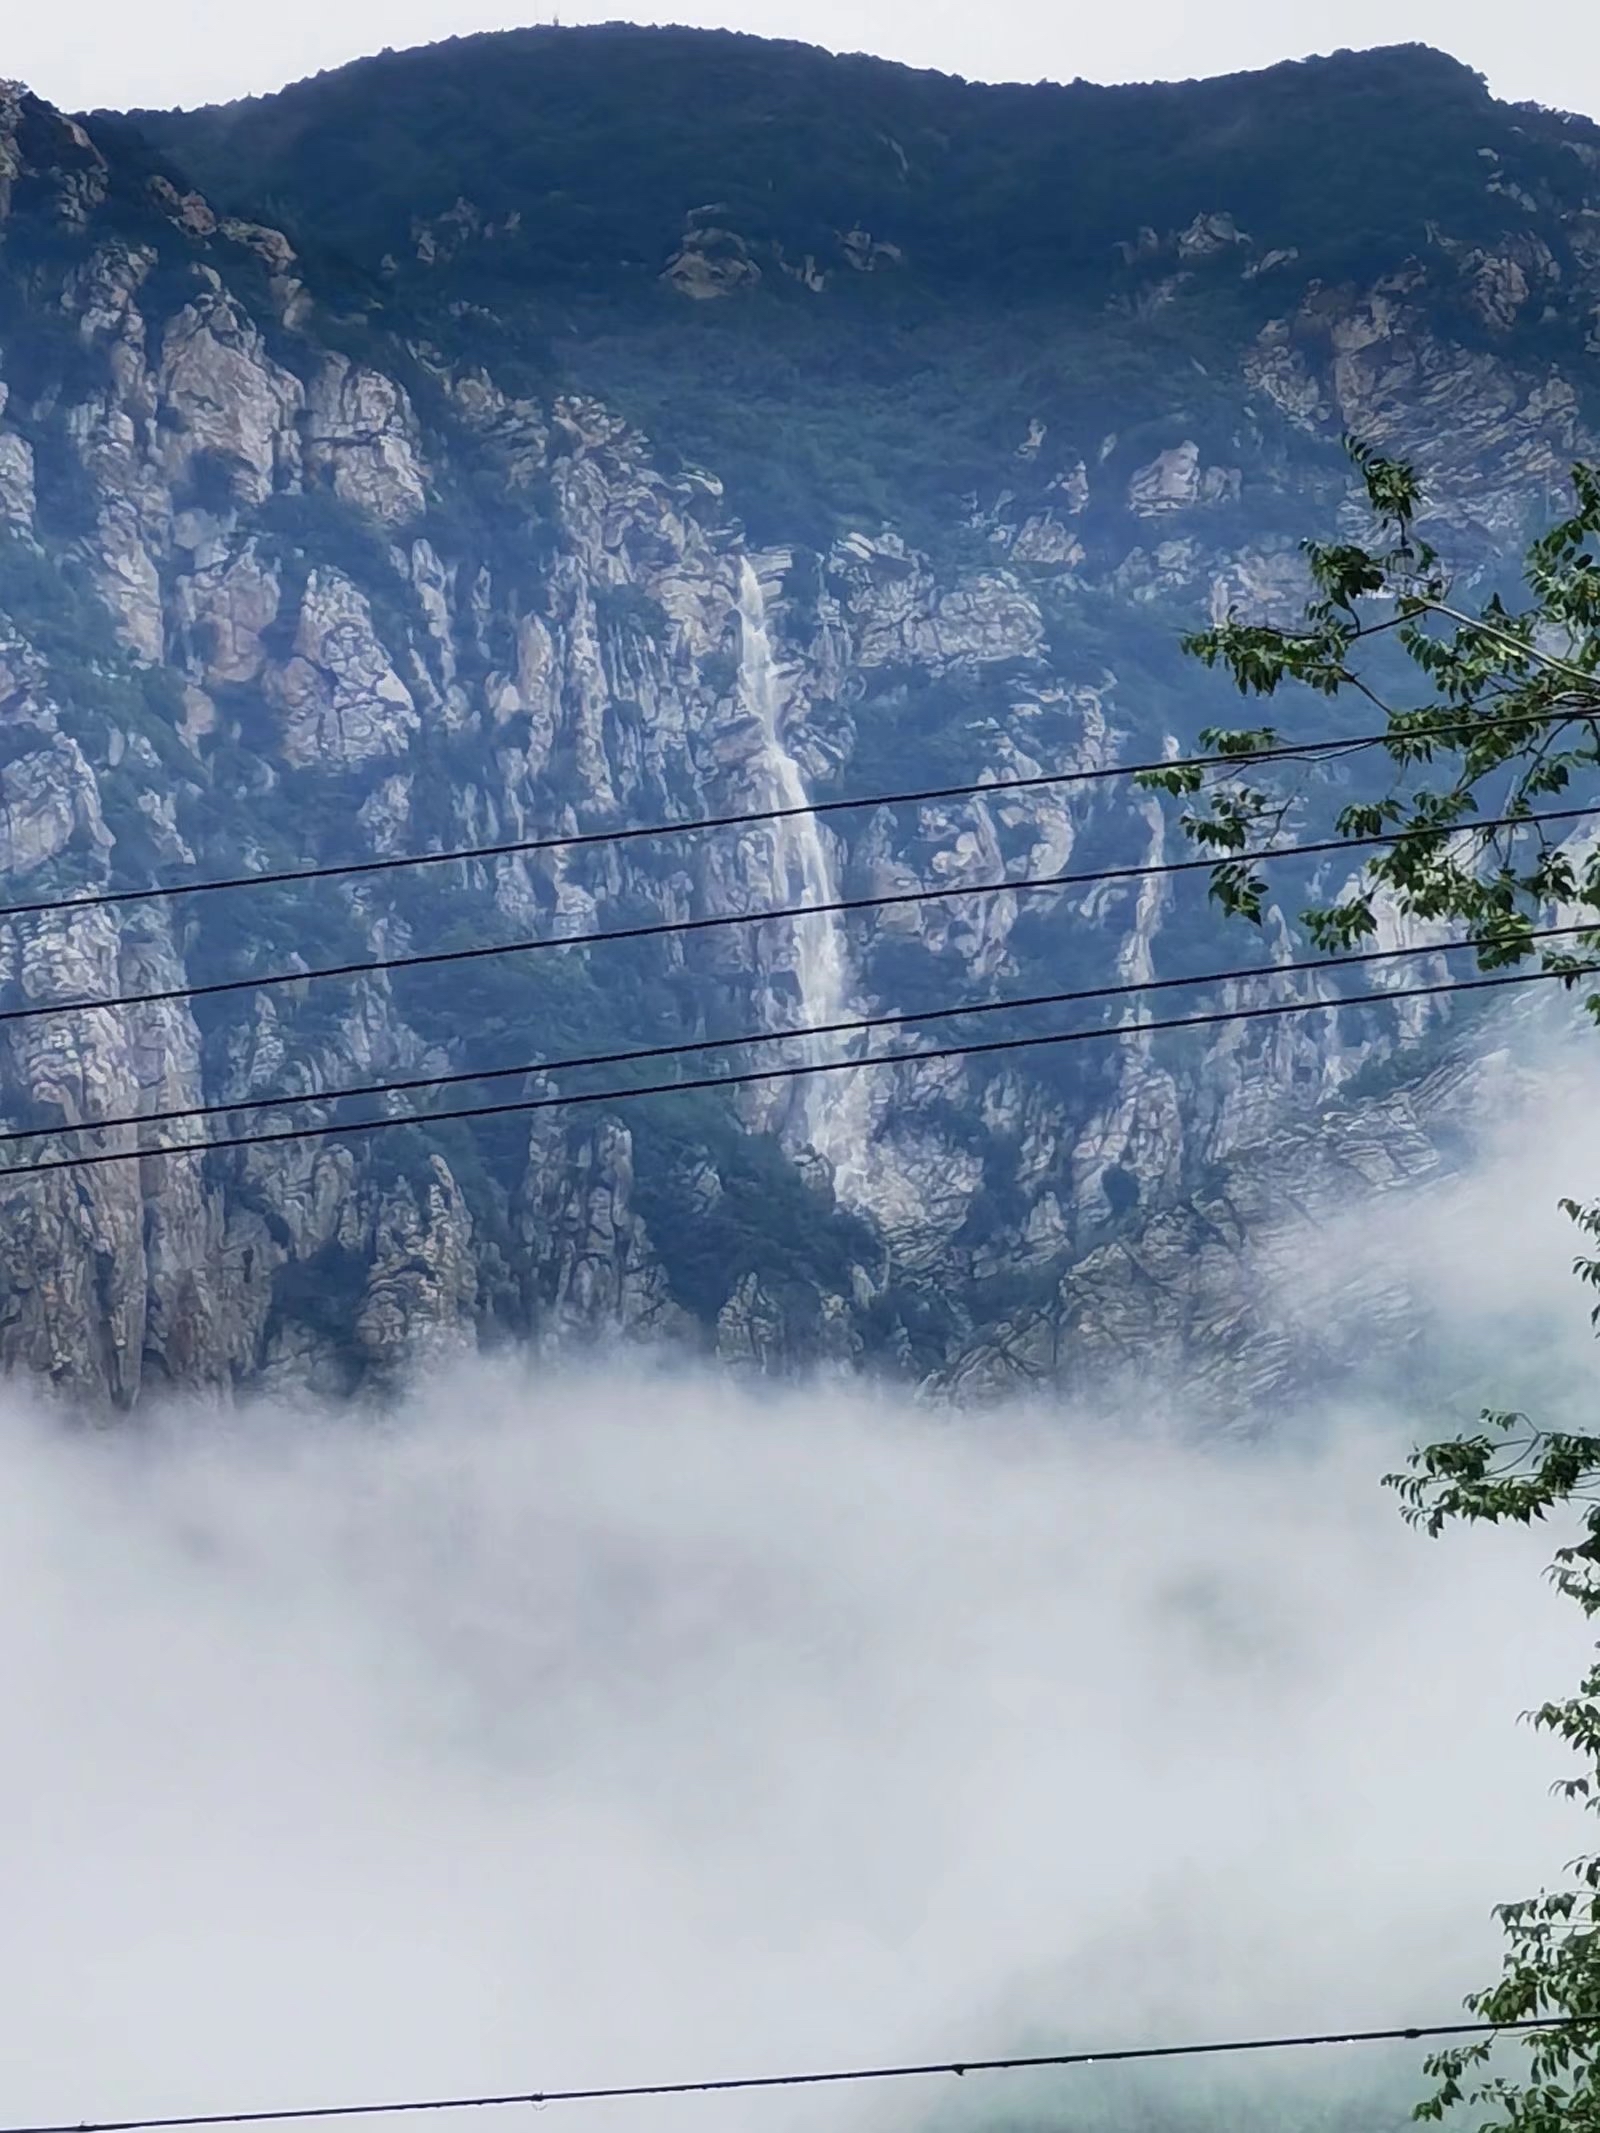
7,1025 -> 1600,2133
0,1365 -> 1586,2133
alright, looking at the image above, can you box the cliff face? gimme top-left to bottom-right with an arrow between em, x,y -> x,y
0,39 -> 1596,1406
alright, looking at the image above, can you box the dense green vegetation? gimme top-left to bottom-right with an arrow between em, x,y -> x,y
130,32 -> 1596,298
568,290 -> 1274,555
116,30 -> 1600,556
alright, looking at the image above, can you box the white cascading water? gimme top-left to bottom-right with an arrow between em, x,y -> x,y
736,558 -> 870,1196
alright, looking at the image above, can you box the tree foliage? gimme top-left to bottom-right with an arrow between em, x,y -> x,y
1389,1380 -> 1600,2133
1155,446 -> 1600,2130
134,32 -> 1595,301
122,30 -> 1600,556
1142,445 -> 1600,985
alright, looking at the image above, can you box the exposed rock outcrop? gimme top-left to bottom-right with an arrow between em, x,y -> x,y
0,60 -> 1596,1409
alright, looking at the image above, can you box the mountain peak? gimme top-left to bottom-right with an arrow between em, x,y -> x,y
1,20 -> 1597,1397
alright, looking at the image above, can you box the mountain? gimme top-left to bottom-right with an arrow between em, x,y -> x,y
124,32 -> 1600,559
0,33 -> 1595,1407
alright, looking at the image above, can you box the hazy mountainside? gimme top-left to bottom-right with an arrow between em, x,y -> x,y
129,32 -> 1600,559
0,34 -> 1595,1406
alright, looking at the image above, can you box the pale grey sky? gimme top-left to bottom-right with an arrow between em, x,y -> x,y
6,0 -> 1600,118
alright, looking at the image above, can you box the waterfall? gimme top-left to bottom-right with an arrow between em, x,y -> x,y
735,558 -> 869,1193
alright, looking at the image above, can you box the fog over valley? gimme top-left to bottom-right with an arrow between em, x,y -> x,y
5,1056 -> 1598,2133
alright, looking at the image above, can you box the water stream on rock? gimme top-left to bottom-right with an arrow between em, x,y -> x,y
736,558 -> 871,1200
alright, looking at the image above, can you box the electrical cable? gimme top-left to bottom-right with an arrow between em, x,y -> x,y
0,705 -> 1584,926
5,2016 -> 1591,2133
3,959 -> 1591,1181
3,921 -> 1590,1152
2,802 -> 1595,1035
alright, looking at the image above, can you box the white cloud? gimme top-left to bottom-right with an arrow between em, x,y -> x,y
8,1004 -> 1600,2133
0,1337 -> 1590,2133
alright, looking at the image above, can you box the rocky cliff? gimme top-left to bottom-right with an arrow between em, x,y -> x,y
0,36 -> 1595,1406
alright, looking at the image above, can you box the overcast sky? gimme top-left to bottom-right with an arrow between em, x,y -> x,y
6,0 -> 1600,118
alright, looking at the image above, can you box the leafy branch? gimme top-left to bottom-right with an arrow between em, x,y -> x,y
1140,443 -> 1600,978
1162,442 -> 1600,2133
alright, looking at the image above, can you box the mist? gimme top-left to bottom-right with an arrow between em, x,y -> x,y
6,1038 -> 1600,2133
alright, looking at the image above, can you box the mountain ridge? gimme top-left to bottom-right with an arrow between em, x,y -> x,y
110,29 -> 1600,561
121,31 -> 1572,297
0,38 -> 1593,1404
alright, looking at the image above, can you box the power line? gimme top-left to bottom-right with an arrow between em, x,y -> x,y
0,706 -> 1581,927
6,2016 -> 1590,2133
2,960 -> 1590,1181
3,921 -> 1589,1152
2,802 -> 1594,1035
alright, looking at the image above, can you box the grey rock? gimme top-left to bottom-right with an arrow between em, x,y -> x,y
0,82 -> 1595,1411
